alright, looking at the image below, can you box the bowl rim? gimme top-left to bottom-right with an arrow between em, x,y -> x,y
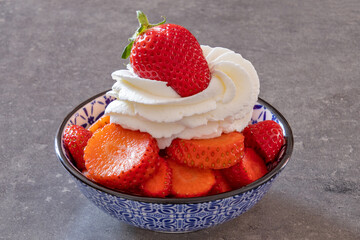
55,90 -> 293,204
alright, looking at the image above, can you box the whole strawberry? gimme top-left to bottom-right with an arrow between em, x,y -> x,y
242,120 -> 284,163
63,125 -> 92,171
122,11 -> 211,97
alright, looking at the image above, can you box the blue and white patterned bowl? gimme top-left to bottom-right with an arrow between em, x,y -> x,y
55,90 -> 293,233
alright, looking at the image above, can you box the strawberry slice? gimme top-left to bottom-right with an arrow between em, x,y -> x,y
84,123 -> 159,190
88,115 -> 110,133
222,148 -> 268,189
242,120 -> 284,163
140,157 -> 172,198
167,158 -> 215,198
122,11 -> 211,97
166,132 -> 245,169
63,125 -> 92,171
208,170 -> 232,195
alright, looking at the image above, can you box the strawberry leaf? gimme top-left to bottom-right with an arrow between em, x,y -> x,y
122,42 -> 133,59
121,11 -> 166,59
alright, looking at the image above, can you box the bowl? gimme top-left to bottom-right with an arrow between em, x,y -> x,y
55,90 -> 293,233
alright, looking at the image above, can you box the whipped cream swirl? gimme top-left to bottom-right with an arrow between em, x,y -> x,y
105,45 -> 260,149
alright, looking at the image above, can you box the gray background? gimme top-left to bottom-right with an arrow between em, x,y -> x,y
1,0 -> 359,239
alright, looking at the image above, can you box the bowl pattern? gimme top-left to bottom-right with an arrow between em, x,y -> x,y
76,175 -> 275,232
67,94 -> 115,128
56,90 -> 293,233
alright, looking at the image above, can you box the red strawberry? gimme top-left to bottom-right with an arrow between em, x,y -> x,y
140,157 -> 172,198
84,123 -> 159,191
88,115 -> 110,133
208,170 -> 232,195
242,120 -> 284,163
222,148 -> 268,189
122,11 -> 211,97
167,158 -> 215,198
166,132 -> 245,169
63,125 -> 92,171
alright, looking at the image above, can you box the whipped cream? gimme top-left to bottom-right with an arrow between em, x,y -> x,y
105,45 -> 260,149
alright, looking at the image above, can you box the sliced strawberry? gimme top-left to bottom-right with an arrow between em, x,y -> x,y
126,186 -> 144,197
166,132 -> 245,169
167,158 -> 215,198
140,157 -> 172,198
63,125 -> 92,171
84,123 -> 159,191
222,148 -> 268,189
122,11 -> 211,97
82,170 -> 96,182
242,120 -> 284,163
208,170 -> 232,195
88,115 -> 110,133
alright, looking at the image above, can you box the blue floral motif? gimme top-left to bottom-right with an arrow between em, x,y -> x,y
251,104 -> 279,124
75,176 -> 276,233
67,95 -> 115,128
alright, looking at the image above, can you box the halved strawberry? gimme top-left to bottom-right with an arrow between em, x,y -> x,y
84,123 -> 159,191
222,148 -> 268,189
122,11 -> 211,97
63,125 -> 92,171
208,170 -> 232,195
88,115 -> 110,133
166,132 -> 245,169
167,158 -> 215,198
242,120 -> 284,163
140,157 -> 172,198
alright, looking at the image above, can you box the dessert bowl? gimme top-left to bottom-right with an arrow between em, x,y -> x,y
55,90 -> 293,233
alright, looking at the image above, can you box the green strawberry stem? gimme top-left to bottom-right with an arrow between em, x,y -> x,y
122,11 -> 166,59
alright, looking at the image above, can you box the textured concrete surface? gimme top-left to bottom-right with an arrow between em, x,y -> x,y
1,0 -> 359,239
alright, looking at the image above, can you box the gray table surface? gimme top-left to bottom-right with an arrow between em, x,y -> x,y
1,0 -> 359,239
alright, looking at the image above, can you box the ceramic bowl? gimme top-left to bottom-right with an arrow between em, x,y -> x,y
55,90 -> 293,233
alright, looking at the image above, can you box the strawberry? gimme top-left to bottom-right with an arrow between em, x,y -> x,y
167,158 -> 215,198
83,123 -> 159,191
88,115 -> 110,133
208,170 -> 232,195
63,125 -> 92,171
85,164 -> 143,196
140,157 -> 172,198
222,148 -> 268,189
242,120 -> 284,163
122,11 -> 211,97
166,132 -> 245,169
